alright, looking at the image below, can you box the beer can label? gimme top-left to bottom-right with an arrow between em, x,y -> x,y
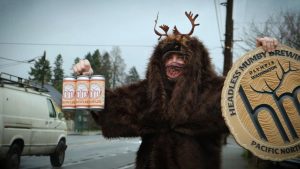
76,75 -> 89,109
89,75 -> 105,109
62,77 -> 76,109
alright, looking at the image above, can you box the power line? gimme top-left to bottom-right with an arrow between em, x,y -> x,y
217,0 -> 224,34
0,42 -> 153,48
0,62 -> 27,68
214,0 -> 224,48
0,56 -> 33,64
0,55 -> 40,68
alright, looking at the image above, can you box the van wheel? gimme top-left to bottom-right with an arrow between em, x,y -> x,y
50,140 -> 67,167
5,143 -> 22,169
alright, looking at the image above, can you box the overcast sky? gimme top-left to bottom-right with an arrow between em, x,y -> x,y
0,0 -> 299,79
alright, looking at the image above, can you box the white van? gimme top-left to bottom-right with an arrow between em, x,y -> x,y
0,73 -> 67,169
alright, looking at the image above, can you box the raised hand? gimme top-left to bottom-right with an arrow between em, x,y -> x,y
72,59 -> 94,76
256,37 -> 279,52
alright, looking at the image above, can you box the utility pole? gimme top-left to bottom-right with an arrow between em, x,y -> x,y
222,0 -> 234,76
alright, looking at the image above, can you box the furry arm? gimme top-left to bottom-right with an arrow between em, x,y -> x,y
91,80 -> 148,138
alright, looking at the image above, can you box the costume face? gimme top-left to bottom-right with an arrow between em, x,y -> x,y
148,11 -> 215,93
152,12 -> 201,82
164,53 -> 185,80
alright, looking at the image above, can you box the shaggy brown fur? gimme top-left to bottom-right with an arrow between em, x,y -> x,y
91,35 -> 228,169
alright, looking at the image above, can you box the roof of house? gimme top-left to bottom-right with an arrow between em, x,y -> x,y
44,84 -> 62,108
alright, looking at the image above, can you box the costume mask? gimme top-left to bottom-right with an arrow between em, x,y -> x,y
154,12 -> 199,81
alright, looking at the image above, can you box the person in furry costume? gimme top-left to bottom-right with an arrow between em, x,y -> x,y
73,12 -> 278,169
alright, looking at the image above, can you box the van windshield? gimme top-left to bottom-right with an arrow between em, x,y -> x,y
46,99 -> 57,118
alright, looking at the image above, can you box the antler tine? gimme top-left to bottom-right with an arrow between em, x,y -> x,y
159,25 -> 169,34
173,26 -> 181,35
185,11 -> 200,36
154,12 -> 169,40
173,11 -> 200,37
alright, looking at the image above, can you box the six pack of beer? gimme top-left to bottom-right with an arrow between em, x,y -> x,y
62,75 -> 105,110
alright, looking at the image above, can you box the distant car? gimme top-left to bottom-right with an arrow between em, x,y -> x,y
0,73 -> 67,169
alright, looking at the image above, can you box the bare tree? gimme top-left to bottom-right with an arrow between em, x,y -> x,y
240,11 -> 300,51
110,46 -> 126,88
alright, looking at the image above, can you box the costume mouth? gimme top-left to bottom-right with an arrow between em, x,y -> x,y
165,62 -> 184,79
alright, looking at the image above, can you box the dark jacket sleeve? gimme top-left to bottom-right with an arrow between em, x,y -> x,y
91,80 -> 148,138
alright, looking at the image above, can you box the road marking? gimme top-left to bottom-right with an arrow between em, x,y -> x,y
118,163 -> 135,169
226,144 -> 243,148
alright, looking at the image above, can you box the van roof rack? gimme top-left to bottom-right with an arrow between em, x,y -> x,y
0,72 -> 48,92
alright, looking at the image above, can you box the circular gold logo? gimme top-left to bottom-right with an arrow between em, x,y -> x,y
221,45 -> 300,161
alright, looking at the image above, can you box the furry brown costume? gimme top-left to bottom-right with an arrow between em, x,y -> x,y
91,12 -> 228,169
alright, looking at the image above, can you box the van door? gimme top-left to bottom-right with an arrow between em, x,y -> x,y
29,97 -> 51,155
46,99 -> 63,150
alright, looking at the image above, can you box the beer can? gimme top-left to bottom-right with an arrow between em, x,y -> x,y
89,75 -> 105,110
75,75 -> 90,109
62,77 -> 76,109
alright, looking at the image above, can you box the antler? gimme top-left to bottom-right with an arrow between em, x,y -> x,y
173,11 -> 200,36
154,13 -> 169,40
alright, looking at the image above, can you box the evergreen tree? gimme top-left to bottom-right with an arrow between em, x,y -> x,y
101,52 -> 112,89
90,49 -> 102,74
74,57 -> 80,64
53,54 -> 64,92
110,46 -> 126,88
28,51 -> 52,87
72,57 -> 81,77
84,52 -> 92,63
125,66 -> 140,84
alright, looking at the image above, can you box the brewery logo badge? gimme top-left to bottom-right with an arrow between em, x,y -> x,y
221,45 -> 300,161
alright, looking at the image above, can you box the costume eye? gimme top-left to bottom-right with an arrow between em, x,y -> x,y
178,54 -> 188,61
164,54 -> 172,60
162,52 -> 171,61
177,55 -> 185,60
163,53 -> 188,62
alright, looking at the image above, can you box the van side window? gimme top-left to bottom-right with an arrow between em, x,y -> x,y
47,99 -> 57,118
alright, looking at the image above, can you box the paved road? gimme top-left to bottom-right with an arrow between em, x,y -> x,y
65,135 -> 249,169
20,134 -> 299,169
222,135 -> 248,169
20,134 -> 140,169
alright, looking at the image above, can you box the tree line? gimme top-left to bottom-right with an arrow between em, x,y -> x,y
26,11 -> 299,130
28,11 -> 300,93
28,46 -> 140,92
